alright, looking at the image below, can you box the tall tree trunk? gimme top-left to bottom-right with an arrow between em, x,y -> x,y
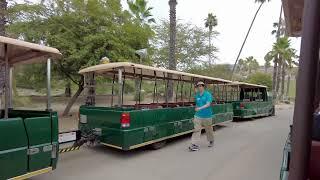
272,58 -> 278,99
0,0 -> 6,36
280,62 -> 286,100
65,81 -> 71,97
62,79 -> 84,117
272,5 -> 283,100
276,57 -> 281,98
286,72 -> 291,100
209,30 -> 212,65
264,64 -> 268,73
231,2 -> 264,79
168,0 -> 177,101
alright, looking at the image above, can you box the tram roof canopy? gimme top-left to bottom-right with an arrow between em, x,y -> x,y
79,62 -> 232,84
229,82 -> 267,89
282,0 -> 304,37
0,36 -> 61,65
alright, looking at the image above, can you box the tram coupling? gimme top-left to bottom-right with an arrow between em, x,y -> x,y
58,128 -> 101,154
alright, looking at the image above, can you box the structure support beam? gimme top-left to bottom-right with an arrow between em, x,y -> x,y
4,44 -> 8,118
289,0 -> 320,179
46,59 -> 51,111
118,69 -> 123,107
8,66 -> 13,109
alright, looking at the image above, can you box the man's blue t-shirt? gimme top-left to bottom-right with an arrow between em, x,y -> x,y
195,90 -> 213,118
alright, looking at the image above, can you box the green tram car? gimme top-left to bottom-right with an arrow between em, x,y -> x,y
228,82 -> 275,119
78,62 -> 234,150
0,36 -> 61,179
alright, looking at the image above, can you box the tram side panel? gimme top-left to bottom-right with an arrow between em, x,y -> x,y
0,110 -> 59,179
232,101 -> 274,119
79,103 -> 233,151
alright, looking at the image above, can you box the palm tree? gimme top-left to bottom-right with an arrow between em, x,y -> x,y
266,37 -> 294,100
244,56 -> 259,74
272,5 -> 283,99
285,49 -> 297,100
127,0 -> 155,24
264,52 -> 272,73
167,0 -> 177,101
271,18 -> 286,37
127,0 -> 155,101
205,13 -> 218,65
231,0 -> 271,79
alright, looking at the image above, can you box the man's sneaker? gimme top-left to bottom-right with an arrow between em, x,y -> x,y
208,141 -> 214,147
188,144 -> 199,151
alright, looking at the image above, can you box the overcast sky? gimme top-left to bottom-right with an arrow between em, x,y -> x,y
122,0 -> 301,65
26,0 -> 301,65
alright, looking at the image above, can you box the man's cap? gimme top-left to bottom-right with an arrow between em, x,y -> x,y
196,81 -> 205,86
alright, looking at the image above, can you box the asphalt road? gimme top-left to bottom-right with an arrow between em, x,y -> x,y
34,107 -> 293,180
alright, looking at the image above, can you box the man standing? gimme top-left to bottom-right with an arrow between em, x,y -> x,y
189,81 -> 214,151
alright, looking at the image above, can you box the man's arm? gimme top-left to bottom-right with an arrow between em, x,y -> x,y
195,93 -> 213,111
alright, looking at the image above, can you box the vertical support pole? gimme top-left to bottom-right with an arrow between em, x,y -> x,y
153,71 -> 157,103
111,72 -> 115,107
121,69 -> 126,106
8,66 -> 13,109
181,77 -> 184,105
175,79 -> 179,102
138,70 -> 143,104
118,69 -> 123,107
189,78 -> 193,102
133,67 -> 138,105
217,85 -> 220,103
46,58 -> 51,111
4,44 -> 8,118
165,76 -> 169,107
225,84 -> 228,102
289,0 -> 320,179
238,85 -> 240,101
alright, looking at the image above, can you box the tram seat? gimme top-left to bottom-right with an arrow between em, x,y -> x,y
309,140 -> 320,180
134,103 -> 161,109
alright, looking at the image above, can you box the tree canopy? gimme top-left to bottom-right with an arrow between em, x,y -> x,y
152,19 -> 218,70
246,72 -> 272,90
8,0 -> 154,87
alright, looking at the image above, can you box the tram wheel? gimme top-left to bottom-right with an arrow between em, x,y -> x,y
151,140 -> 167,150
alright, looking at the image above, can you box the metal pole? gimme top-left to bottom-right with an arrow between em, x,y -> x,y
238,85 -> 240,101
8,66 -> 13,109
111,73 -> 115,107
4,44 -> 8,118
230,2 -> 264,80
138,73 -> 142,104
225,84 -> 228,102
189,78 -> 193,102
153,71 -> 157,103
118,69 -> 122,107
46,58 -> 52,111
121,70 -> 126,106
165,77 -> 169,107
181,77 -> 184,105
175,80 -> 179,102
289,0 -> 320,179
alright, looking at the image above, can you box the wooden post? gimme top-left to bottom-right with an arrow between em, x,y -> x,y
289,0 -> 320,179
